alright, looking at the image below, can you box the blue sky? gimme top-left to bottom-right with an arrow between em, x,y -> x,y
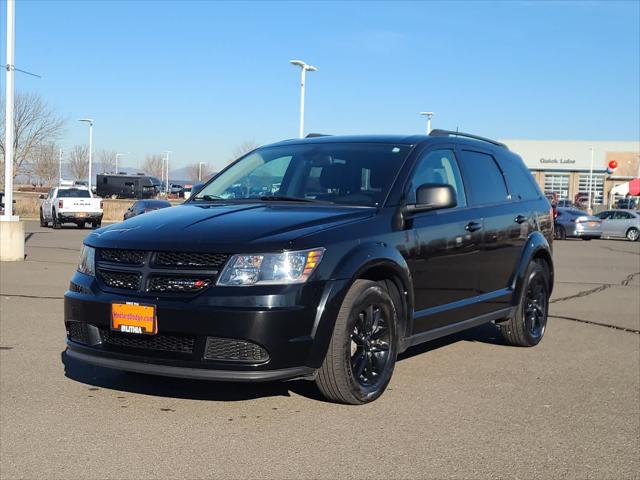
1,0 -> 639,171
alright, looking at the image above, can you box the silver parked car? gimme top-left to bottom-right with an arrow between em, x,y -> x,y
555,207 -> 603,240
595,209 -> 640,241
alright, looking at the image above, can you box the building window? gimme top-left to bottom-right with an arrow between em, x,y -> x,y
544,173 -> 570,199
578,174 -> 605,205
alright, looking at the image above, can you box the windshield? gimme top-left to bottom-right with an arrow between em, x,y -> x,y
58,189 -> 91,198
193,143 -> 411,206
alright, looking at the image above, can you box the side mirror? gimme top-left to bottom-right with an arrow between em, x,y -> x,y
39,194 -> 45,199
405,183 -> 457,214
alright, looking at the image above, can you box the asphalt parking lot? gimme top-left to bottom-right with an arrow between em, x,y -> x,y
1,221 -> 639,480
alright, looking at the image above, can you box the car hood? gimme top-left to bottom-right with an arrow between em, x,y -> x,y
86,202 -> 375,252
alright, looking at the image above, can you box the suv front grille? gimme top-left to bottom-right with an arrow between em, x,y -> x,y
203,337 -> 269,363
98,270 -> 141,290
95,249 -> 229,295
101,329 -> 196,354
155,252 -> 228,269
99,248 -> 146,265
149,276 -> 212,293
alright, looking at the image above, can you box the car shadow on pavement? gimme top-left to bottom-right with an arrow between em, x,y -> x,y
60,323 -> 505,403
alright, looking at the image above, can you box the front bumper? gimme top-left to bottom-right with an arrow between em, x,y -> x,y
63,272 -> 348,382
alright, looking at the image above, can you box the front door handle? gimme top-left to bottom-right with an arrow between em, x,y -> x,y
515,215 -> 528,224
465,221 -> 482,232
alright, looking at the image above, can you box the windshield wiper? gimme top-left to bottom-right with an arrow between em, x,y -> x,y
259,195 -> 319,203
192,194 -> 224,201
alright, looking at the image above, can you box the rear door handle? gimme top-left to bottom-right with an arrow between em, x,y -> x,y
515,215 -> 528,224
465,221 -> 482,232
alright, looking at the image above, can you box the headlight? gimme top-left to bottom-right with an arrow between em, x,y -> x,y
78,244 -> 95,276
217,248 -> 325,286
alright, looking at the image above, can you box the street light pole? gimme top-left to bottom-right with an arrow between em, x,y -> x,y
115,153 -> 128,174
290,60 -> 318,138
420,112 -> 435,134
198,162 -> 206,181
3,0 -> 15,219
163,151 -> 171,196
587,147 -> 595,213
59,148 -> 63,186
79,119 -> 94,191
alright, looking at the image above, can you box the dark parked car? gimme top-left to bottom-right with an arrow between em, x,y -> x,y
123,199 -> 172,220
64,131 -> 554,404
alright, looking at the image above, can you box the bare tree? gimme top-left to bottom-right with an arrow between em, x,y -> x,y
31,143 -> 60,186
97,149 -> 117,174
227,140 -> 259,164
142,154 -> 165,178
69,145 -> 89,181
185,162 -> 212,182
0,92 -> 65,182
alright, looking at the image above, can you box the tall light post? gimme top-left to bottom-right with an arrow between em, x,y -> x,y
2,0 -> 16,220
290,59 -> 318,138
163,150 -> 172,195
198,162 -> 206,181
78,119 -> 94,191
587,147 -> 595,214
115,153 -> 129,174
58,148 -> 63,186
420,111 -> 435,134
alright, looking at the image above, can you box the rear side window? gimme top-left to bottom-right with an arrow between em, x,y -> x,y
459,150 -> 509,205
495,154 -> 541,201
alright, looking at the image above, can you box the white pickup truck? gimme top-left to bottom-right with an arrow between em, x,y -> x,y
40,186 -> 103,229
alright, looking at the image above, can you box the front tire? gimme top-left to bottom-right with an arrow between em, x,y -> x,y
52,211 -> 61,229
315,280 -> 398,405
500,260 -> 550,347
626,228 -> 639,242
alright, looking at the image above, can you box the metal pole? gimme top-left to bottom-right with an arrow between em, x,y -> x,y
88,122 -> 93,192
59,148 -> 63,186
427,117 -> 432,134
3,0 -> 15,218
587,147 -> 594,212
198,162 -> 205,181
164,151 -> 170,195
299,67 -> 306,138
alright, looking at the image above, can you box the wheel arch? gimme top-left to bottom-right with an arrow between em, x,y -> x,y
307,244 -> 415,366
510,231 -> 554,304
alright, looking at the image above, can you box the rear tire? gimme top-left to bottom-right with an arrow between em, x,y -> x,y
500,260 -> 550,347
77,222 -> 85,229
582,237 -> 591,241
315,280 -> 398,405
626,228 -> 639,242
39,209 -> 47,227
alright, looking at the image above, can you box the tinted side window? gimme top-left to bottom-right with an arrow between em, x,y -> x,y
495,153 -> 541,201
408,149 -> 466,207
459,150 -> 508,205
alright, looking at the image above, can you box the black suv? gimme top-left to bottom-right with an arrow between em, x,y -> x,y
64,131 -> 554,404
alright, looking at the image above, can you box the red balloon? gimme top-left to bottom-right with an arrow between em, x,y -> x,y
608,160 -> 618,170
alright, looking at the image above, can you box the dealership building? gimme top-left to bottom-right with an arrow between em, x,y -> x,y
500,139 -> 640,206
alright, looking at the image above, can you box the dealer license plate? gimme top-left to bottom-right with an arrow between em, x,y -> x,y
111,302 -> 157,335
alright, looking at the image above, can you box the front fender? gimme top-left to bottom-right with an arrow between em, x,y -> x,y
510,231 -> 554,305
307,242 -> 415,366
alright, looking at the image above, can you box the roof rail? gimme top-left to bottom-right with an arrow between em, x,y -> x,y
305,133 -> 331,138
429,129 -> 508,149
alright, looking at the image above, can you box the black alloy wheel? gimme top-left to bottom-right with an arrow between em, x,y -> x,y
350,303 -> 392,388
523,273 -> 548,341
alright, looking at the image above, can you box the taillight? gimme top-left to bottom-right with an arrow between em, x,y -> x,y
58,200 -> 63,209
